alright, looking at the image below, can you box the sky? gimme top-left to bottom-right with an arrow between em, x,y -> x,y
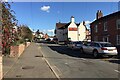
9,2 -> 118,36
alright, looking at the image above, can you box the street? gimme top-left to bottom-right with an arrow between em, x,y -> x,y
3,42 -> 120,80
40,43 -> 119,78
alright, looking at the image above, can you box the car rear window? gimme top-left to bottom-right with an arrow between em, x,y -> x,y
100,43 -> 113,47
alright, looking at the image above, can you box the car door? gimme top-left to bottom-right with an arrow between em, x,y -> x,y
70,42 -> 73,48
83,42 -> 91,53
86,42 -> 94,53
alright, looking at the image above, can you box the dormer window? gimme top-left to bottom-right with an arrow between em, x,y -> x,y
104,22 -> 108,31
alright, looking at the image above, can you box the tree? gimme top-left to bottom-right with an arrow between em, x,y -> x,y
18,25 -> 32,42
0,2 -> 18,55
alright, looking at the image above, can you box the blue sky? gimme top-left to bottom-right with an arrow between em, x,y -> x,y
10,2 -> 118,36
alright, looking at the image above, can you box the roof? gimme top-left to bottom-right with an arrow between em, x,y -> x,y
56,22 -> 80,29
56,22 -> 68,29
90,11 -> 120,25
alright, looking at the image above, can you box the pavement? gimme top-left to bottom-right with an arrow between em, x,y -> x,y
2,43 -> 56,79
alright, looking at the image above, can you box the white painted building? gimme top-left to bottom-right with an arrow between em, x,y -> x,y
68,16 -> 78,41
78,21 -> 87,41
55,16 -> 88,42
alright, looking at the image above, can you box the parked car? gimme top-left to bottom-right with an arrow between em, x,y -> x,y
116,45 -> 120,58
46,38 -> 51,42
80,42 -> 118,58
67,41 -> 83,50
51,38 -> 58,44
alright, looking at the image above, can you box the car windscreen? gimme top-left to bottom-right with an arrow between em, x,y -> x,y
100,43 -> 113,47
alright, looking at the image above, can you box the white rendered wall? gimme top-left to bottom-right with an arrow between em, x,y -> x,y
78,22 -> 86,41
68,22 -> 78,41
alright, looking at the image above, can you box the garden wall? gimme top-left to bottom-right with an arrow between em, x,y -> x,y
10,42 -> 31,57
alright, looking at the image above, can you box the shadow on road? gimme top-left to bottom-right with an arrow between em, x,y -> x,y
107,60 -> 120,64
47,45 -> 120,65
48,45 -> 96,59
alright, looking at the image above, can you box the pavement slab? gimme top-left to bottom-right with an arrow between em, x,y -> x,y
3,43 -> 56,79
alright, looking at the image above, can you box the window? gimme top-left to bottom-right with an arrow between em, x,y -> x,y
103,36 -> 109,42
104,22 -> 107,31
117,35 -> 120,45
94,25 -> 98,33
93,43 -> 100,47
100,43 -> 113,47
116,19 -> 120,29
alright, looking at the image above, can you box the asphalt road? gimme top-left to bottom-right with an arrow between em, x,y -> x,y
39,42 -> 120,79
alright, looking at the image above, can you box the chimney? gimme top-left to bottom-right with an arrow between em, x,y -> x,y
96,10 -> 103,20
83,21 -> 85,25
71,16 -> 75,23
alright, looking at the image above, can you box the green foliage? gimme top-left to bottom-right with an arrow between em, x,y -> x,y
11,39 -> 25,46
18,25 -> 32,42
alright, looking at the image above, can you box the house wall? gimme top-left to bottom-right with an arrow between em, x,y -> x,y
78,22 -> 86,41
68,22 -> 78,41
56,29 -> 64,42
90,13 -> 120,46
63,28 -> 68,41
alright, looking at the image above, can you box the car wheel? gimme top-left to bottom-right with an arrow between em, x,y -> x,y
93,50 -> 98,58
80,48 -> 84,53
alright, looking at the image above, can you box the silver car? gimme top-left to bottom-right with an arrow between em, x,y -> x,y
67,41 -> 83,50
80,42 -> 118,58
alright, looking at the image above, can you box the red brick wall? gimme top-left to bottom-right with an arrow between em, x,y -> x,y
10,42 -> 31,57
10,46 -> 19,57
90,14 -> 120,46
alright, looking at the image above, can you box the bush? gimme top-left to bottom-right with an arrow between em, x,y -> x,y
11,39 -> 25,46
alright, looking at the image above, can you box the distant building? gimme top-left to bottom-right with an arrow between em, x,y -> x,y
43,33 -> 49,40
86,29 -> 91,41
55,16 -> 89,42
90,10 -> 120,46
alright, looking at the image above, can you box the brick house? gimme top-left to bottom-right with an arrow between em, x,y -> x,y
90,10 -> 120,46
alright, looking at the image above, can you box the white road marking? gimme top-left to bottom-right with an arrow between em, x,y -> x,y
114,70 -> 120,73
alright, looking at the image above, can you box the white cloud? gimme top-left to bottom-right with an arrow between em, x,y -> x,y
47,29 -> 54,32
41,5 -> 50,13
84,19 -> 96,29
40,29 -> 54,36
85,21 -> 91,25
84,20 -> 93,29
